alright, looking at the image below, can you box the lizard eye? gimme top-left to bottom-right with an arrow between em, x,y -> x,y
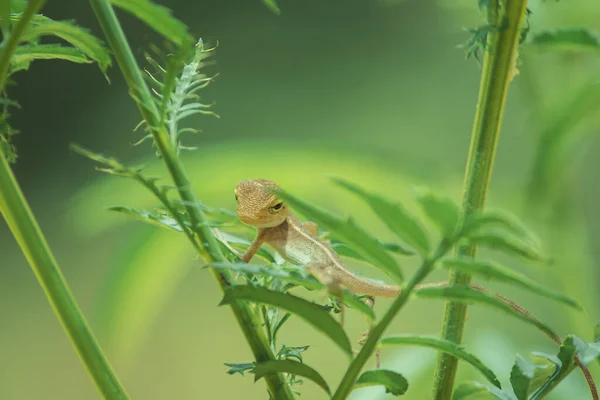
272,202 -> 283,211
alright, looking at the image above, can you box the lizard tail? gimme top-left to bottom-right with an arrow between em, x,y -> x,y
337,268 -> 400,297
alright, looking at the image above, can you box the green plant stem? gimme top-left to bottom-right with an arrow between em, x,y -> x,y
431,1 -> 529,398
0,154 -> 129,399
88,1 -> 294,398
0,1 -> 129,398
332,242 -> 449,400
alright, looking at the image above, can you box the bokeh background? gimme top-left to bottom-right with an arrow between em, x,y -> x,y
1,0 -> 599,398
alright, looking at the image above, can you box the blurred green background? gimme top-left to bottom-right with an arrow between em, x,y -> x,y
1,0 -> 599,398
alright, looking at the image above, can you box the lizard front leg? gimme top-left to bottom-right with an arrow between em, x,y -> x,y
240,230 -> 266,263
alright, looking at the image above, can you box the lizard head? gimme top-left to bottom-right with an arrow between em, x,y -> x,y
235,179 -> 289,228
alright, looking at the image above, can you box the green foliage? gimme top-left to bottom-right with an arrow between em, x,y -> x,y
415,285 -> 557,340
439,258 -> 581,310
224,362 -> 255,376
275,188 -> 405,283
252,360 -> 331,395
510,355 -> 534,400
109,0 -> 193,46
451,334 -> 600,399
261,0 -> 281,15
219,285 -> 353,357
354,369 -> 409,396
209,262 -> 376,321
463,229 -> 548,263
380,335 -> 500,388
414,188 -> 461,239
527,28 -> 600,52
333,178 -> 430,256
12,44 -> 91,71
140,38 -> 218,154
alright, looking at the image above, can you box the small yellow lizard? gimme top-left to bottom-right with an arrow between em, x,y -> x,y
235,178 -> 401,298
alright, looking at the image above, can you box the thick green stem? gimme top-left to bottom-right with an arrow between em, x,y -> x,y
0,154 -> 129,399
431,1 -> 529,398
88,1 -> 294,398
0,1 -> 129,398
332,250 -> 444,400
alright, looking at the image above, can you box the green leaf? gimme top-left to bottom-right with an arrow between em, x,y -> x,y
380,335 -> 500,388
414,188 -> 461,238
510,355 -> 534,400
110,206 -> 184,232
331,239 -> 414,259
224,362 -> 255,376
17,16 -> 112,74
528,355 -> 556,394
440,258 -> 581,310
464,209 -> 539,244
262,0 -> 281,15
333,178 -> 430,256
355,369 -> 409,396
213,232 -> 276,264
11,44 -> 91,72
274,189 -> 404,283
527,28 -> 600,52
252,360 -> 331,395
219,285 -> 353,357
109,0 -> 193,46
529,336 -> 579,399
452,381 -> 514,400
465,229 -> 548,263
277,345 -> 309,362
414,285 -> 558,341
573,337 -> 600,366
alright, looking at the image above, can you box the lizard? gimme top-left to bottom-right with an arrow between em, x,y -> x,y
231,179 -> 600,393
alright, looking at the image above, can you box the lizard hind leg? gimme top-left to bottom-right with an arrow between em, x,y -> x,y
356,296 -> 381,368
306,263 -> 345,327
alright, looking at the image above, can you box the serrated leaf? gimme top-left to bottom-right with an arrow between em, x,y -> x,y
528,28 -> 600,52
109,0 -> 193,46
528,355 -> 556,394
529,336 -> 579,399
11,44 -> 91,71
333,178 -> 430,256
224,362 -> 255,376
274,189 -> 404,283
440,258 -> 581,310
219,285 -> 353,357
573,337 -> 600,366
452,381 -> 515,400
510,355 -> 534,400
466,229 -> 548,263
414,188 -> 461,238
414,285 -> 557,340
17,16 -> 111,74
355,369 -> 409,396
380,335 -> 500,388
277,345 -> 309,362
252,360 -> 330,395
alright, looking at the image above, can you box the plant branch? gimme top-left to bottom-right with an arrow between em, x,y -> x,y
431,0 -> 529,397
332,243 -> 450,400
88,1 -> 294,397
0,1 -> 129,398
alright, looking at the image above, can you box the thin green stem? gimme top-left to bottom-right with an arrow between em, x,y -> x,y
0,154 -> 129,399
0,1 -> 129,398
332,242 -> 449,400
88,1 -> 294,398
431,1 -> 529,398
